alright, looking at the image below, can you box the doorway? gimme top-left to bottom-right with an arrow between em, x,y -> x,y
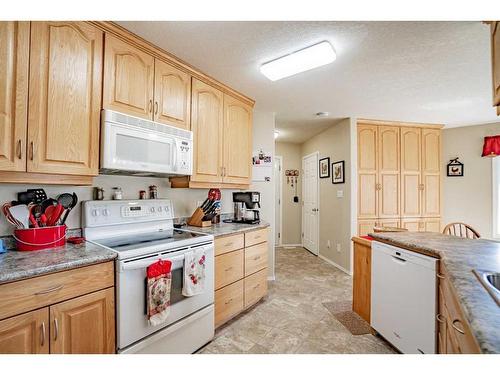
302,152 -> 319,255
274,156 -> 283,246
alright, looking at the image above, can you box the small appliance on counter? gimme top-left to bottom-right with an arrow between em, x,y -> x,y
224,191 -> 261,224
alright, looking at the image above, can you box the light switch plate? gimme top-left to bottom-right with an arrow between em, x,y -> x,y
336,190 -> 344,198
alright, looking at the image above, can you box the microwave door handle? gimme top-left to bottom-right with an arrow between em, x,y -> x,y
121,254 -> 186,272
172,139 -> 178,170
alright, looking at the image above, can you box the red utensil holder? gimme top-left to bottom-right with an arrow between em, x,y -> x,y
13,225 -> 67,251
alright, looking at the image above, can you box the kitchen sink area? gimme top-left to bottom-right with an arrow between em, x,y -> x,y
474,270 -> 500,306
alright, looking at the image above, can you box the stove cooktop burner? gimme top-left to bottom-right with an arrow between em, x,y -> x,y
95,229 -> 208,253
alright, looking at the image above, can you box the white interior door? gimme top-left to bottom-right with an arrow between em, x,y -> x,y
274,156 -> 282,246
302,152 -> 319,255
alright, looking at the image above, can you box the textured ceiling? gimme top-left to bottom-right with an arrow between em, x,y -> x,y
118,21 -> 498,143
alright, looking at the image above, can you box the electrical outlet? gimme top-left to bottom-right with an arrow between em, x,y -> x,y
327,240 -> 331,248
336,243 -> 341,252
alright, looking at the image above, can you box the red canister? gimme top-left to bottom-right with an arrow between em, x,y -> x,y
13,225 -> 67,251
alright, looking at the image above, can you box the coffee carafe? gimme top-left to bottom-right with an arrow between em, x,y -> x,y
231,192 -> 261,224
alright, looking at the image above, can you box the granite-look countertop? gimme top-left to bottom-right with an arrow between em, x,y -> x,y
184,220 -> 270,238
0,241 -> 117,285
369,231 -> 500,354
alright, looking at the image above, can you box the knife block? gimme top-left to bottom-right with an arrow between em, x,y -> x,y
187,207 -> 212,227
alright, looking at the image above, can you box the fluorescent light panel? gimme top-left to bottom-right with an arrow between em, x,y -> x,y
260,41 -> 336,81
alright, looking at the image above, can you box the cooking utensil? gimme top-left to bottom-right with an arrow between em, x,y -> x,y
2,203 -> 22,228
41,198 -> 58,213
199,198 -> 210,210
59,193 -> 78,225
46,204 -> 64,226
27,189 -> 47,203
8,204 -> 30,229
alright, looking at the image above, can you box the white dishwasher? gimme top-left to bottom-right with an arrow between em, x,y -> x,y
371,241 -> 437,354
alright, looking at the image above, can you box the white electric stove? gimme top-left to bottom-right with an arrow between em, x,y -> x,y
83,199 -> 215,354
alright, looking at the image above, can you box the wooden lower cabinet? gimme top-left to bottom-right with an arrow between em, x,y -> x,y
0,262 -> 115,354
214,229 -> 269,328
50,288 -> 115,354
437,262 -> 480,354
0,308 -> 49,354
352,237 -> 371,323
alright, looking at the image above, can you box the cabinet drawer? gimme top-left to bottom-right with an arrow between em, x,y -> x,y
244,268 -> 267,308
244,228 -> 268,247
215,234 -> 244,256
244,242 -> 268,276
0,262 -> 114,321
215,249 -> 244,290
215,280 -> 244,327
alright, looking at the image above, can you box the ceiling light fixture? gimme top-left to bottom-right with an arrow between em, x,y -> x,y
315,112 -> 330,118
274,130 -> 280,139
260,41 -> 336,81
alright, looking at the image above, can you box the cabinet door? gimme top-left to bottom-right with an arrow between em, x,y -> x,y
400,218 -> 421,232
358,219 -> 377,236
400,127 -> 422,217
50,288 -> 115,354
423,218 -> 441,232
378,126 -> 400,218
27,22 -> 102,176
0,22 -> 29,172
421,129 -> 441,217
358,124 -> 378,219
153,59 -> 191,129
103,34 -> 154,120
0,308 -> 49,354
190,78 -> 223,183
222,94 -> 253,184
492,22 -> 500,108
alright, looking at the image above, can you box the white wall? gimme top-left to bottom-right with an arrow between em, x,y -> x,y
442,122 -> 500,238
250,110 -> 276,279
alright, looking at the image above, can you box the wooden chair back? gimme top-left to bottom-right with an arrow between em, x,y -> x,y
442,222 -> 481,239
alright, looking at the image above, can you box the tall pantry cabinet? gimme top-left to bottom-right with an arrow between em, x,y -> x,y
357,120 -> 442,236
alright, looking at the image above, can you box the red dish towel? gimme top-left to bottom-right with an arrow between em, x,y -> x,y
146,259 -> 172,326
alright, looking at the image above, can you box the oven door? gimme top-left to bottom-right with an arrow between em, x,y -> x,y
116,243 -> 214,350
102,121 -> 179,175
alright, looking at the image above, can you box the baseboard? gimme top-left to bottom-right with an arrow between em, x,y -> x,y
318,254 -> 352,276
279,243 -> 303,248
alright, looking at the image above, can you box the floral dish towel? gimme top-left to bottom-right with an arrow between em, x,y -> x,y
182,248 -> 206,297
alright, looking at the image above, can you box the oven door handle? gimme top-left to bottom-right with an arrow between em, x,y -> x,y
121,254 -> 186,271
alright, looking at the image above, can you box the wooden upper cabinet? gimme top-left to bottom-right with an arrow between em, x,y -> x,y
222,94 -> 252,184
0,308 -> 49,354
357,124 -> 378,219
190,78 -> 223,184
400,127 -> 422,217
421,128 -> 441,217
103,34 -> 154,119
50,288 -> 115,354
0,22 -> 29,172
27,22 -> 102,176
378,126 -> 400,218
491,22 -> 500,111
153,59 -> 191,129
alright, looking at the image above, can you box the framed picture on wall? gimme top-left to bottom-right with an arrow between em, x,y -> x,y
319,157 -> 330,178
446,157 -> 464,177
332,160 -> 345,184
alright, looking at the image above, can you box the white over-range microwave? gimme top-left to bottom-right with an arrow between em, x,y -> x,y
100,110 -> 193,177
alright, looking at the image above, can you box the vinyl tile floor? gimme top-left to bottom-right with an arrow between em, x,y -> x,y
199,247 -> 396,354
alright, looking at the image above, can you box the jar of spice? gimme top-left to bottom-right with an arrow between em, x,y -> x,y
149,185 -> 158,199
139,190 -> 146,200
112,187 -> 123,200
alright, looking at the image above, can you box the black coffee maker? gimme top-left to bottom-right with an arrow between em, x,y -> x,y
229,192 -> 260,224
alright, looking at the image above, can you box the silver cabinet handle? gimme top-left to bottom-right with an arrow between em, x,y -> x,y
54,318 -> 59,341
34,285 -> 63,295
451,319 -> 465,335
225,298 -> 233,305
154,101 -> 158,115
40,322 -> 46,347
436,273 -> 445,279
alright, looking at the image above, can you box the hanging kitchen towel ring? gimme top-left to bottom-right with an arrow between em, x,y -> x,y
146,259 -> 172,326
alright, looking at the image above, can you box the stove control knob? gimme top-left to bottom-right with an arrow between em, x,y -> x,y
164,206 -> 169,213
103,209 -> 110,216
92,209 -> 100,217
158,206 -> 162,212
150,207 -> 155,213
